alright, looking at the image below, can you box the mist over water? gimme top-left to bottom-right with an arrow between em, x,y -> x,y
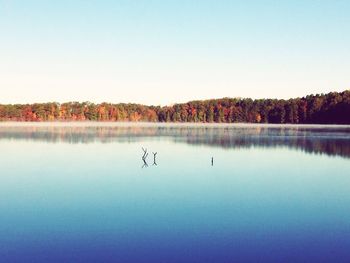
1,123 -> 350,158
0,123 -> 350,262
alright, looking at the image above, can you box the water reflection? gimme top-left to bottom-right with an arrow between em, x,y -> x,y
0,124 -> 350,158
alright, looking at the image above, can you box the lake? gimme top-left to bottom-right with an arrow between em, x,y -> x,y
0,123 -> 350,263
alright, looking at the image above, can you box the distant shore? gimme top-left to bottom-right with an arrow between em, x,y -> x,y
0,122 -> 350,128
1,90 -> 349,124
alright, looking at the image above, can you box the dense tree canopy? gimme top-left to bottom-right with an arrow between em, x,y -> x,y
0,90 -> 349,124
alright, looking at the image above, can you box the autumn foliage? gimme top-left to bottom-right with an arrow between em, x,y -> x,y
0,90 -> 350,124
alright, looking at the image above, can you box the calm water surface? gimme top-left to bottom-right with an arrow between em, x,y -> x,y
0,123 -> 350,263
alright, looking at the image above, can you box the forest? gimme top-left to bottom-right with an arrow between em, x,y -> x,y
0,90 -> 349,124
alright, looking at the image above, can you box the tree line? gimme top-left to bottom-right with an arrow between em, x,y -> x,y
0,90 -> 349,124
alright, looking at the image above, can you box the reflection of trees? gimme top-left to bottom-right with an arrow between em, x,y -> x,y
0,125 -> 350,158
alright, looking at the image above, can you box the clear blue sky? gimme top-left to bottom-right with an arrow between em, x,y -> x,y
0,0 -> 349,105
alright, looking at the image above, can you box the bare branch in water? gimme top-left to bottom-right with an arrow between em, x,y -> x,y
152,152 -> 158,166
142,147 -> 148,159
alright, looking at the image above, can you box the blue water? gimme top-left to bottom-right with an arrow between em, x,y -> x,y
0,123 -> 350,263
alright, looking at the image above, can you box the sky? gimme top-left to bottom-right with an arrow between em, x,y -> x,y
0,0 -> 349,105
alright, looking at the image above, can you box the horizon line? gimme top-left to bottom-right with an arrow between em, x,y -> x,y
0,89 -> 349,106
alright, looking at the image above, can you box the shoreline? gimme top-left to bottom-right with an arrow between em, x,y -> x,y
0,121 -> 350,128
